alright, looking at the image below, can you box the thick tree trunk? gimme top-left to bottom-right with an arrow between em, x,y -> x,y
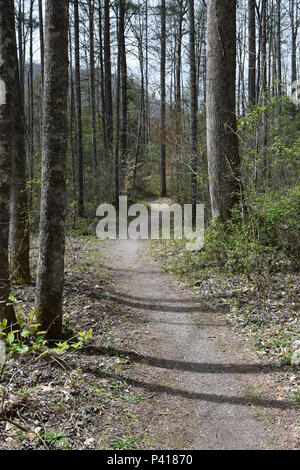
35,0 -> 69,340
0,0 -> 17,326
206,0 -> 241,222
74,0 -> 84,217
160,0 -> 167,197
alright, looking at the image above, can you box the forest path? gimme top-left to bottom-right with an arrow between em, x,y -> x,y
102,207 -> 296,450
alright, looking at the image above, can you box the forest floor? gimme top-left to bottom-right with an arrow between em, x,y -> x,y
0,215 -> 299,449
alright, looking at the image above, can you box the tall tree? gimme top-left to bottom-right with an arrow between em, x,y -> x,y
0,0 -> 17,326
145,0 -> 150,144
175,0 -> 185,118
189,0 -> 198,215
259,0 -> 268,180
10,0 -> 31,286
35,0 -> 69,340
160,0 -> 167,197
206,0 -> 241,222
28,0 -> 34,186
88,0 -> 98,186
98,0 -> 107,168
114,5 -> 121,209
38,0 -> 45,88
17,0 -> 25,110
119,0 -> 128,179
276,0 -> 282,97
290,0 -> 299,84
248,0 -> 256,104
104,0 -> 113,156
74,0 -> 84,217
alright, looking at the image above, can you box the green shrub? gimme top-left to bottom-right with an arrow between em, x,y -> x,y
200,185 -> 300,282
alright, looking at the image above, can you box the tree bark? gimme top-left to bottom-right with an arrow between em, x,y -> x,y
74,0 -> 84,217
29,0 -> 34,187
160,0 -> 167,197
119,0 -> 128,179
69,27 -> 77,223
0,0 -> 17,326
88,0 -> 98,187
175,0 -> 184,118
104,0 -> 113,152
35,0 -> 69,340
38,0 -> 45,88
98,0 -> 107,166
114,6 -> 121,210
276,0 -> 282,97
9,0 -> 31,286
189,0 -> 198,215
290,0 -> 298,84
248,0 -> 256,104
259,0 -> 268,181
17,0 -> 25,110
206,0 -> 241,222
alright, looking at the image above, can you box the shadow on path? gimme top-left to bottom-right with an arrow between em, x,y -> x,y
83,344 -> 290,376
83,364 -> 295,411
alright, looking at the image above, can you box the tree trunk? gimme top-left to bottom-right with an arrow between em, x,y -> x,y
69,28 -> 77,222
17,0 -> 25,110
119,0 -> 128,180
248,0 -> 256,104
104,0 -> 113,152
206,0 -> 241,222
74,0 -> 84,217
276,0 -> 282,97
9,0 -> 31,286
0,0 -> 17,326
290,0 -> 298,84
35,0 -> 69,340
175,0 -> 183,118
38,0 -> 44,88
160,0 -> 167,197
114,6 -> 120,210
88,0 -> 98,188
29,0 -> 34,188
259,0 -> 268,181
189,0 -> 198,216
98,0 -> 107,168
145,0 -> 150,144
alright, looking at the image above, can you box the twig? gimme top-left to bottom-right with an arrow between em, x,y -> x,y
0,415 -> 29,433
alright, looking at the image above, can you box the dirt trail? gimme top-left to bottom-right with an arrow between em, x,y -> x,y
102,209 -> 298,450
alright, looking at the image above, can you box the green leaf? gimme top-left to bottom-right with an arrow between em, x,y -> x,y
7,332 -> 15,344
